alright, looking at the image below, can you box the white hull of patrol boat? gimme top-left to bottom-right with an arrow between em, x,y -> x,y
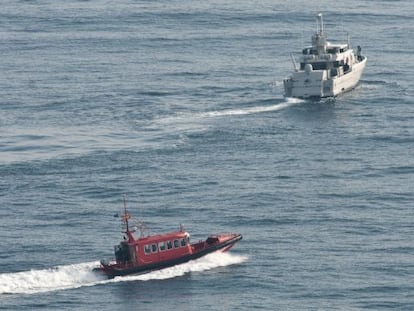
329,57 -> 366,97
283,13 -> 367,99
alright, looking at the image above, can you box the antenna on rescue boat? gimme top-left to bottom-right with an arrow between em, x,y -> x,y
122,194 -> 130,233
120,195 -> 147,239
120,195 -> 137,242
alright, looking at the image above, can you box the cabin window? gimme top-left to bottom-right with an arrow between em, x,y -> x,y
159,241 -> 166,252
151,244 -> 157,253
144,245 -> 151,254
313,62 -> 327,70
327,47 -> 339,54
181,238 -> 186,247
301,62 -> 338,71
174,240 -> 179,248
167,241 -> 173,250
115,243 -> 131,263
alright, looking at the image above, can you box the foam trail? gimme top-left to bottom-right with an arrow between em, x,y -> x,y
151,97 -> 303,128
0,252 -> 247,295
112,252 -> 247,283
0,261 -> 104,295
200,97 -> 303,118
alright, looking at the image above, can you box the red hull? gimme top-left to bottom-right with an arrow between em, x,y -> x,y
95,233 -> 242,278
94,200 -> 242,278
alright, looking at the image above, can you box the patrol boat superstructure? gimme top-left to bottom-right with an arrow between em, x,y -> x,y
283,13 -> 367,98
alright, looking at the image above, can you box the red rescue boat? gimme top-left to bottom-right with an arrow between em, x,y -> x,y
94,199 -> 242,278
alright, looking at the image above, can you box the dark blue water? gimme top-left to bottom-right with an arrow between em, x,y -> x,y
1,0 -> 413,309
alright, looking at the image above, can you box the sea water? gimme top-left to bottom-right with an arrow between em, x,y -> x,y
0,0 -> 413,310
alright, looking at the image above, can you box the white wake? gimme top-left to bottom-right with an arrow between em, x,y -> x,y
199,97 -> 303,118
0,252 -> 247,295
154,97 -> 303,126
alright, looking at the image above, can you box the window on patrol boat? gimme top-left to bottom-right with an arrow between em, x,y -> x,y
174,240 -> 179,248
181,238 -> 186,247
327,47 -> 339,54
144,245 -> 151,254
167,241 -> 173,250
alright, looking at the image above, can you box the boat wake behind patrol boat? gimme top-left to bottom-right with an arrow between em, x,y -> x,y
283,13 -> 367,99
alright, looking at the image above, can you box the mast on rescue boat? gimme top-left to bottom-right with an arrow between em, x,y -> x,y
121,195 -> 129,232
121,195 -> 135,242
120,195 -> 149,240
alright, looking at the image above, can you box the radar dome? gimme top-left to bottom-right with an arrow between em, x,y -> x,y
305,64 -> 313,73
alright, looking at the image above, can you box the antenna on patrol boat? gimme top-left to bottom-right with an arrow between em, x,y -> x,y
317,13 -> 324,35
290,53 -> 298,72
